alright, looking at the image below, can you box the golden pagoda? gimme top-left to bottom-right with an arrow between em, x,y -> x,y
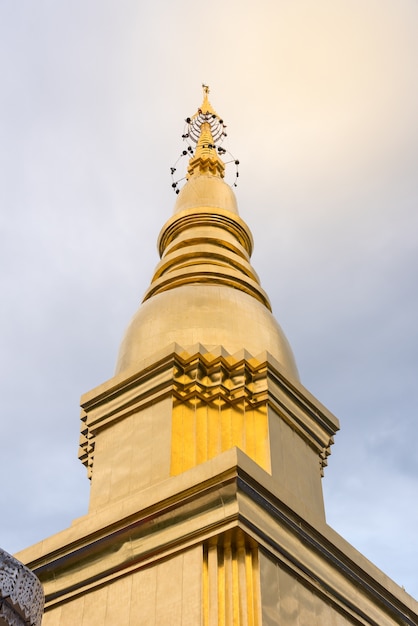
16,89 -> 418,625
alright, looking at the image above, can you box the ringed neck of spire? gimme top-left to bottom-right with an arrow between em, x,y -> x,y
141,88 -> 272,308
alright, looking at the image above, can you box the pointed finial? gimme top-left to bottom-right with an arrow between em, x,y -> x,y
170,87 -> 240,191
201,84 -> 211,111
185,87 -> 225,179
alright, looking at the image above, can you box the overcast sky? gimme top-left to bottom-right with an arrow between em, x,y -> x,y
1,0 -> 417,600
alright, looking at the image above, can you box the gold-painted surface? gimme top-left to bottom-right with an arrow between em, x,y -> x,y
116,286 -> 298,379
87,397 -> 173,511
42,547 -> 202,626
169,351 -> 272,476
269,412 -> 326,519
173,175 -> 239,215
171,397 -> 269,476
116,90 -> 299,378
187,121 -> 225,179
260,552 -> 363,626
27,456 -> 240,610
142,203 -> 271,309
203,530 -> 261,626
80,346 -> 336,509
158,207 -> 252,262
17,448 -> 418,624
236,469 -> 418,626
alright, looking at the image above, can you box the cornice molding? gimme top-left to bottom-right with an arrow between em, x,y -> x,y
158,208 -> 253,258
23,450 -> 417,625
79,346 -> 339,479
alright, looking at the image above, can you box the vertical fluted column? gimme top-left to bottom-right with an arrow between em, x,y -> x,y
203,530 -> 261,626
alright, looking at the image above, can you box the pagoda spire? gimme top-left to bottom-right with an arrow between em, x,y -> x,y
186,85 -> 226,179
135,88 -> 282,318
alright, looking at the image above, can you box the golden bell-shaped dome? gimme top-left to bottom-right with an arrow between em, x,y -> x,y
115,89 -> 299,380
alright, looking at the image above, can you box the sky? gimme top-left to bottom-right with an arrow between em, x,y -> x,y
1,0 -> 417,600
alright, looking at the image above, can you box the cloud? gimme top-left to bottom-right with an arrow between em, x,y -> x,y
0,0 -> 417,601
